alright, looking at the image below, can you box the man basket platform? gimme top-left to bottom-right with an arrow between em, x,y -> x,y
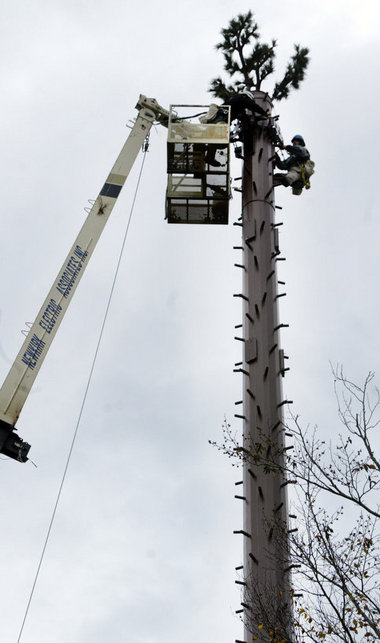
166,104 -> 231,225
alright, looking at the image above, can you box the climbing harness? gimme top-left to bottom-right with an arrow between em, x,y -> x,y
301,164 -> 311,190
300,159 -> 315,190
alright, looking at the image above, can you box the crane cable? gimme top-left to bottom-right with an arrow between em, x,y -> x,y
16,137 -> 150,643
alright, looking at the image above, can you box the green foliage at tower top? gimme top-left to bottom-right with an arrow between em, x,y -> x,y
209,11 -> 310,102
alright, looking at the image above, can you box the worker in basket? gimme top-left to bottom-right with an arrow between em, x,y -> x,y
200,90 -> 270,160
273,134 -> 315,195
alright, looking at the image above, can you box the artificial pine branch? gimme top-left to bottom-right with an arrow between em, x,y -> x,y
209,12 -> 310,102
272,45 -> 310,100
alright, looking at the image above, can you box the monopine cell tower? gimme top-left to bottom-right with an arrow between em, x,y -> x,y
233,92 -> 294,643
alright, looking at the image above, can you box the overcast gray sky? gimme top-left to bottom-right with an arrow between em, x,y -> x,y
1,1 -> 380,641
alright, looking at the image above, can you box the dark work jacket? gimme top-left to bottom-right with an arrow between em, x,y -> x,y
277,144 -> 310,170
226,92 -> 268,121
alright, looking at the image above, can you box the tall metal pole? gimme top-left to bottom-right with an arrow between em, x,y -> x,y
235,91 -> 293,642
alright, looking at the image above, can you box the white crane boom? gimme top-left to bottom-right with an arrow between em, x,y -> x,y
0,95 -> 169,462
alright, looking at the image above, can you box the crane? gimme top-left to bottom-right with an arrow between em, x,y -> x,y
0,96 -> 232,462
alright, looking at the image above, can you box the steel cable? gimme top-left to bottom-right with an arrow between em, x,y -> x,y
16,141 -> 149,642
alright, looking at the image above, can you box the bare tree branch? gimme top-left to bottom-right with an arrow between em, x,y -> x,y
211,369 -> 380,641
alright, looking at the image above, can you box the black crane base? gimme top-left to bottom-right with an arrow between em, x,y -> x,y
0,419 -> 30,463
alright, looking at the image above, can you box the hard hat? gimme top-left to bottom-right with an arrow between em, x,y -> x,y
291,135 -> 305,146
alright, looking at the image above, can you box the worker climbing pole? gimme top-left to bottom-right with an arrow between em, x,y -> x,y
273,134 -> 315,195
209,11 -> 311,642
